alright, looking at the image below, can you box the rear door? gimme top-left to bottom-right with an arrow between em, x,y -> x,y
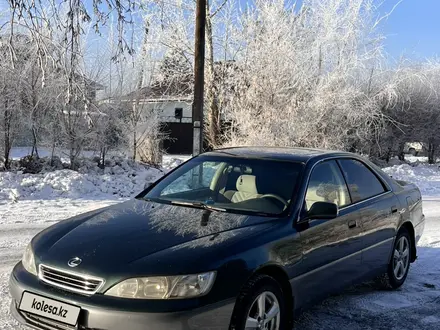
292,160 -> 364,307
337,159 -> 399,274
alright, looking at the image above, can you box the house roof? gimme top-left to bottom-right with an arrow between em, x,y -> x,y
123,75 -> 193,102
120,60 -> 240,102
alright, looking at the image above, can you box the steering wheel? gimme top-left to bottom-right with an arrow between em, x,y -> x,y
260,194 -> 288,208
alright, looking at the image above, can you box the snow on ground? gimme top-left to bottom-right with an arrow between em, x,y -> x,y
0,157 -> 440,329
1,148 -> 191,203
0,165 -> 164,201
162,154 -> 192,169
405,155 -> 429,163
383,163 -> 440,196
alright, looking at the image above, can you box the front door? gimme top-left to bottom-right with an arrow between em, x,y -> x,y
292,160 -> 363,308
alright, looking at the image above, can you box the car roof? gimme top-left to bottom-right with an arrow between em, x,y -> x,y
202,146 -> 355,163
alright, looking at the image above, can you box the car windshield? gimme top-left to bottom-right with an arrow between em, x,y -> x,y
142,155 -> 303,216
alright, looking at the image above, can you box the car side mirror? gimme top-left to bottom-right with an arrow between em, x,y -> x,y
305,201 -> 338,220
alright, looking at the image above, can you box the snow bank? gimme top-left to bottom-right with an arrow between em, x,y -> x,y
0,151 -> 193,202
162,155 -> 191,170
383,163 -> 440,196
0,162 -> 164,202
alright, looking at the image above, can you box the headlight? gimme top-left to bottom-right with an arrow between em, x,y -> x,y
105,272 -> 216,299
22,243 -> 37,276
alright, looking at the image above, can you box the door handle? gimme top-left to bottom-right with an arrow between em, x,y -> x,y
391,206 -> 398,214
348,220 -> 357,229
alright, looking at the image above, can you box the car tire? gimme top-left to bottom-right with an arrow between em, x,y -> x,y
229,274 -> 287,330
378,228 -> 411,289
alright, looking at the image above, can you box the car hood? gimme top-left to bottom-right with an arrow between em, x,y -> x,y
34,199 -> 277,275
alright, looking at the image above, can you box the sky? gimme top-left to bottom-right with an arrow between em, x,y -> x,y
379,0 -> 440,60
236,0 -> 440,60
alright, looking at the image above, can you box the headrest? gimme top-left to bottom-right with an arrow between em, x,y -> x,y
316,183 -> 338,200
236,175 -> 258,193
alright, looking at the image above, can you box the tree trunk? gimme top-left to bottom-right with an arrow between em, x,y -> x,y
205,1 -> 221,148
386,150 -> 392,163
69,149 -> 75,170
69,131 -> 77,170
50,138 -> 56,166
30,61 -> 40,159
131,25 -> 149,161
397,142 -> 405,161
100,147 -> 106,169
428,142 -> 436,164
207,96 -> 220,147
4,107 -> 11,169
133,129 -> 137,161
31,126 -> 39,158
4,136 -> 10,169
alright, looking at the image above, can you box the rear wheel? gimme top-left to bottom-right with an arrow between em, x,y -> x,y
379,228 -> 411,289
230,275 -> 287,330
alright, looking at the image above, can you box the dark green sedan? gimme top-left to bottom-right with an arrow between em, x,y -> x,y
10,147 -> 424,330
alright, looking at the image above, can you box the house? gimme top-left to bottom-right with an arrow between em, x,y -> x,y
121,80 -> 194,155
115,60 -> 238,155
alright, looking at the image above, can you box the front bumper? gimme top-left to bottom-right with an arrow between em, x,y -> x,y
9,263 -> 235,330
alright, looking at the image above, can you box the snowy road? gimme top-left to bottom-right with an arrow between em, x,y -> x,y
1,197 -> 439,330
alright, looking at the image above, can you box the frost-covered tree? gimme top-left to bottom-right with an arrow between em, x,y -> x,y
0,34 -> 35,168
4,0 -> 440,169
374,61 -> 440,164
7,0 -> 139,60
221,0 -> 387,151
204,0 -> 232,148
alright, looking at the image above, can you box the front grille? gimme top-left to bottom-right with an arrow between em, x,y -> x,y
22,311 -> 77,330
39,264 -> 104,295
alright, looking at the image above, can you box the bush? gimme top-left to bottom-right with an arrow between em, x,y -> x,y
43,156 -> 64,171
19,155 -> 44,174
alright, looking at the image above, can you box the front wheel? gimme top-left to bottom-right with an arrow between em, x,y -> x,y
230,275 -> 287,330
379,228 -> 411,289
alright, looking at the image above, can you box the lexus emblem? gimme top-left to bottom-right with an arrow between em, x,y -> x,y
68,257 -> 82,268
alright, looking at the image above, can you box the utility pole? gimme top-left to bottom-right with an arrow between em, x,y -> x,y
192,0 -> 206,156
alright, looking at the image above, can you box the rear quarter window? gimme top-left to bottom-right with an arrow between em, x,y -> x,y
338,159 -> 386,203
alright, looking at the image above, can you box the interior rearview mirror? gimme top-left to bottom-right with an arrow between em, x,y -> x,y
306,201 -> 338,220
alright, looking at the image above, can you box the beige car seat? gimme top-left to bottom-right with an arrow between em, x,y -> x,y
223,175 -> 262,203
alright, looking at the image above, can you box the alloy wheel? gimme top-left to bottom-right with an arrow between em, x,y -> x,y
245,291 -> 280,330
393,236 -> 410,281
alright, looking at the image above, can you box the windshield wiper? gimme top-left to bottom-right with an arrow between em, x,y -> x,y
170,201 -> 226,212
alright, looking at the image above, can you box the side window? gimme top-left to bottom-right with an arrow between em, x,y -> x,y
338,159 -> 386,203
161,162 -> 219,195
305,161 -> 350,211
